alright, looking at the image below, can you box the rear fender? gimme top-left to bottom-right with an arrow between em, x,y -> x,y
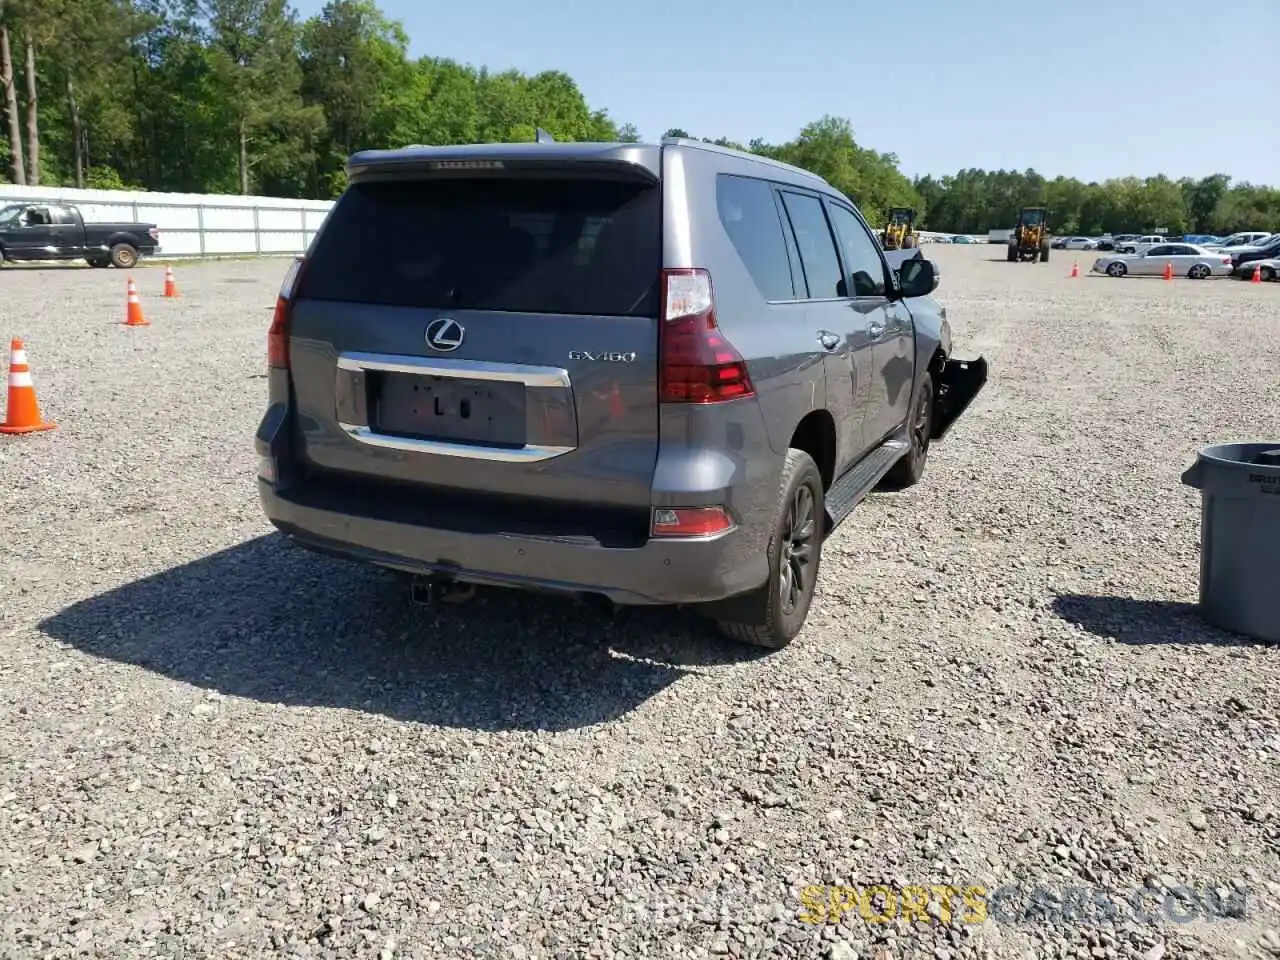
931,357 -> 988,441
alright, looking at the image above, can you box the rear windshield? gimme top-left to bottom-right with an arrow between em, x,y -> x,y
299,176 -> 660,317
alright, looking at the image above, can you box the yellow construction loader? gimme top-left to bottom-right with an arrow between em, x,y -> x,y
880,207 -> 918,251
1006,207 -> 1051,262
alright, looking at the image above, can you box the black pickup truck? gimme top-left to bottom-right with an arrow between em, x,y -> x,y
0,201 -> 160,268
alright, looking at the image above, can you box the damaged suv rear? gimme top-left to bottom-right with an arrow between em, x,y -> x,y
256,136 -> 987,648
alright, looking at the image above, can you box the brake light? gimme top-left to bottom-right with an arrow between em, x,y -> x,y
148,227 -> 159,241
651,506 -> 734,537
268,256 -> 305,370
659,268 -> 754,403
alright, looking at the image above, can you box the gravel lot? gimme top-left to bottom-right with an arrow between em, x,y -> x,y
1,248 -> 1278,960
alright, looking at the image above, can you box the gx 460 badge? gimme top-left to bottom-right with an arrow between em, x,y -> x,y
569,350 -> 638,362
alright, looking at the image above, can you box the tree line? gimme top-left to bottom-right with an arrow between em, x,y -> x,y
2,0 -> 1277,235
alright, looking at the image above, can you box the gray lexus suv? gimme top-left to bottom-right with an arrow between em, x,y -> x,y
256,135 -> 987,648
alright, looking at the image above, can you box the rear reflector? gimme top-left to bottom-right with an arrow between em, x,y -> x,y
268,256 -> 306,370
651,506 -> 734,537
659,268 -> 754,403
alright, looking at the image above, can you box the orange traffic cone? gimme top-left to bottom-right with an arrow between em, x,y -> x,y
124,276 -> 149,327
1069,261 -> 1079,278
0,338 -> 56,435
1163,261 -> 1174,281
1251,263 -> 1262,284
163,265 -> 180,298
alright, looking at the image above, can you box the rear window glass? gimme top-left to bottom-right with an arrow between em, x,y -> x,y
300,177 -> 661,317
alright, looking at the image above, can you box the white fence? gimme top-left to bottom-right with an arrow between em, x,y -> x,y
0,184 -> 334,258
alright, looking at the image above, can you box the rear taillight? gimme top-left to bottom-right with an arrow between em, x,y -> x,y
651,506 -> 734,537
268,256 -> 305,370
659,268 -> 754,403
148,227 -> 159,241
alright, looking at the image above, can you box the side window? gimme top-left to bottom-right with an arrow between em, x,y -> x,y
715,174 -> 796,301
825,201 -> 888,297
49,206 -> 76,225
778,191 -> 843,299
1146,245 -> 1170,256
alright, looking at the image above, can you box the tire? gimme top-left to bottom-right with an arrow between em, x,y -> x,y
1263,267 -> 1276,282
1006,246 -> 1017,262
109,243 -> 139,269
1039,245 -> 1050,263
882,372 -> 935,490
902,235 -> 916,249
1187,264 -> 1210,280
716,448 -> 824,649
1106,261 -> 1127,278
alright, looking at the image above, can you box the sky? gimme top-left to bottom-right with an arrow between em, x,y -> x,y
288,0 -> 1277,186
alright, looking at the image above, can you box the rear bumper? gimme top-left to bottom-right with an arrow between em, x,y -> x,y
257,479 -> 770,606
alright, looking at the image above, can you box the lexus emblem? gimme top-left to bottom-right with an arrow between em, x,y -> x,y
425,317 -> 465,352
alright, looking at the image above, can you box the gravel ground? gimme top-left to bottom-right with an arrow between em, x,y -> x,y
1,248 -> 1278,960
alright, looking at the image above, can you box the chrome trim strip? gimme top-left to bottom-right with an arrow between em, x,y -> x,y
336,351 -> 571,389
338,423 -> 574,463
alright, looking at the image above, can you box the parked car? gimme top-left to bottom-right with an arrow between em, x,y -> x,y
1094,235 -> 1116,251
1226,234 -> 1280,269
1233,257 -> 1279,281
1052,236 -> 1097,250
950,235 -> 976,244
1203,231 -> 1271,251
1114,234 -> 1167,254
1092,243 -> 1233,279
0,202 -> 160,268
255,137 -> 988,649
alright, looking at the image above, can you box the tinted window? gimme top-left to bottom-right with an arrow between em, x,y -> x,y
715,175 -> 796,301
779,192 -> 843,299
826,201 -> 887,297
49,206 -> 76,225
1146,245 -> 1171,256
300,177 -> 660,317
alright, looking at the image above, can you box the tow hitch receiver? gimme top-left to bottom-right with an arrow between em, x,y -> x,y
932,356 -> 989,441
409,575 -> 476,606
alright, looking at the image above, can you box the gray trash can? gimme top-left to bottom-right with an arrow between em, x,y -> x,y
1180,442 -> 1280,643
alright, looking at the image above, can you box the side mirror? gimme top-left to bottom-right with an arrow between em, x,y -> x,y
897,257 -> 939,298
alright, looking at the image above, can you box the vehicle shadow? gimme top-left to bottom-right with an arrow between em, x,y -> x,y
1051,593 -> 1274,647
37,533 -> 770,733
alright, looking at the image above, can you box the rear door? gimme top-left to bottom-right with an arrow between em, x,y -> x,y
776,188 -> 874,470
1137,244 -> 1173,275
47,205 -> 85,256
288,168 -> 663,510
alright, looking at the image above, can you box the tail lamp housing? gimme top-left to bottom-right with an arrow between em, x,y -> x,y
658,268 -> 754,403
268,256 -> 306,370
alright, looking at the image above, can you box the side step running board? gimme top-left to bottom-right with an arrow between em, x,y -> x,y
823,437 -> 909,533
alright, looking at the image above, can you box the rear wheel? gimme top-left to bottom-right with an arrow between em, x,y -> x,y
110,243 -> 138,269
1039,244 -> 1050,263
1263,266 -> 1276,282
716,448 -> 824,649
1106,261 -> 1127,278
1187,264 -> 1210,280
1007,245 -> 1017,262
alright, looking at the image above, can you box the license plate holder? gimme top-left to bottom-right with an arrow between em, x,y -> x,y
372,372 -> 527,447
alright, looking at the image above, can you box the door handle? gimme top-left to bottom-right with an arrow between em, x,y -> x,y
867,318 -> 886,339
817,331 -> 840,351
